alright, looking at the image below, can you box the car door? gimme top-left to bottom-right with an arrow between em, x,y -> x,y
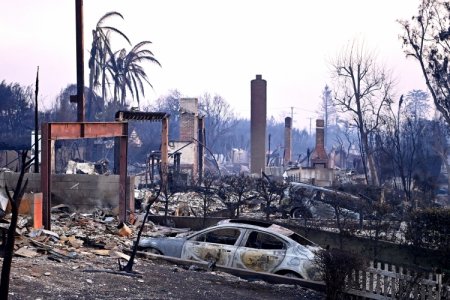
232,230 -> 287,273
181,227 -> 242,267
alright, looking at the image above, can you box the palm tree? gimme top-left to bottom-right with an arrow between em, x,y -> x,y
107,41 -> 161,106
88,12 -> 130,120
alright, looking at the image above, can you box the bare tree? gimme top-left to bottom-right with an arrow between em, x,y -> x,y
380,92 -> 432,206
151,89 -> 182,139
331,40 -> 394,186
317,84 -> 337,147
255,174 -> 288,220
218,174 -> 256,218
334,120 -> 358,170
0,152 -> 30,298
399,0 -> 450,127
199,93 -> 238,155
430,119 -> 450,204
192,171 -> 220,226
404,89 -> 431,120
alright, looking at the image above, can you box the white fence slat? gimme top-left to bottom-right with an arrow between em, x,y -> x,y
345,262 -> 449,300
362,269 -> 367,292
390,265 -> 396,296
369,272 -> 374,292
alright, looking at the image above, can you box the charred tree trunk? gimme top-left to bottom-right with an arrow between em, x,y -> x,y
0,152 -> 30,299
120,190 -> 159,273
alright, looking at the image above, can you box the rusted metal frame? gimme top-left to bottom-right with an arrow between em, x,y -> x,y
41,122 -> 128,229
160,117 -> 169,191
41,123 -> 51,229
119,122 -> 129,222
49,122 -> 126,139
197,117 -> 204,182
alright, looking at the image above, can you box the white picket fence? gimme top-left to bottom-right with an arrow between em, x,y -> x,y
345,262 -> 449,299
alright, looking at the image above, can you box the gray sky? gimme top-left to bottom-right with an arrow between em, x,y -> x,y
0,0 -> 426,130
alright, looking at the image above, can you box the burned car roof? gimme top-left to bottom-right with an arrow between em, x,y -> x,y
216,219 -> 316,246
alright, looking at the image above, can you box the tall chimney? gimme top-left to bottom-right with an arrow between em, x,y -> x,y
250,75 -> 267,174
311,119 -> 328,168
179,98 -> 198,177
284,117 -> 292,166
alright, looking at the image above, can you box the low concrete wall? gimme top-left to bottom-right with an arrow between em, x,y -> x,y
149,215 -> 225,230
0,172 -> 134,213
281,221 -> 448,271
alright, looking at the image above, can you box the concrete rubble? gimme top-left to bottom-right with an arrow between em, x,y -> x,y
135,189 -> 271,220
0,205 -> 191,264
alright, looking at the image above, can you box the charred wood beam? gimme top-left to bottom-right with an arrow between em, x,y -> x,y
115,111 -> 170,122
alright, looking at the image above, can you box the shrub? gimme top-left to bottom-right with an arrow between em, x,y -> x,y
406,208 -> 450,252
314,248 -> 367,300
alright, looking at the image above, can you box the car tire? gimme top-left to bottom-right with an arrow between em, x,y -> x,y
143,247 -> 162,255
291,207 -> 306,219
278,271 -> 302,278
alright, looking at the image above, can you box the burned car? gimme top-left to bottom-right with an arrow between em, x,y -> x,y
138,219 -> 322,280
285,182 -> 360,220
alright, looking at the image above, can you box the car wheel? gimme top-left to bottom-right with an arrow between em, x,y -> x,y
291,208 -> 304,219
143,247 -> 162,255
279,271 -> 302,278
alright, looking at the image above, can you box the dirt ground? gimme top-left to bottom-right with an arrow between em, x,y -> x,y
6,255 -> 325,299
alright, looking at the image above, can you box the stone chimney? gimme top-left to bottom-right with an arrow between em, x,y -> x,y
311,119 -> 328,168
284,117 -> 292,166
250,75 -> 267,174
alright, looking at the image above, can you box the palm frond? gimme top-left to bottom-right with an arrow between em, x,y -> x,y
97,11 -> 125,27
100,26 -> 131,45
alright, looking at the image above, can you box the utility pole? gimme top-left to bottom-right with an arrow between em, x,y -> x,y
70,0 -> 85,122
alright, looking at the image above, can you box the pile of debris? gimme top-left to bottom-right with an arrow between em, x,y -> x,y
0,205 -> 190,263
136,190 -> 230,217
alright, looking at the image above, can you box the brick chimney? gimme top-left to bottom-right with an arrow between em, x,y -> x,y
179,98 -> 198,177
284,117 -> 292,166
179,98 -> 198,142
311,119 -> 328,168
250,74 -> 267,174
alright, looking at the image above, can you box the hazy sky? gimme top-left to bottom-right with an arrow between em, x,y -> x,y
0,0 -> 427,130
